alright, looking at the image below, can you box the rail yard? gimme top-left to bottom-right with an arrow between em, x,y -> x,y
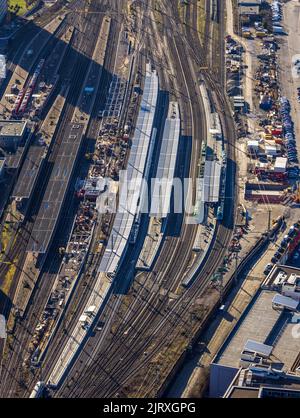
0,0 -> 300,403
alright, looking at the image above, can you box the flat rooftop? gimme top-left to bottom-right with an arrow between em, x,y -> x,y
215,289 -> 300,372
5,146 -> 26,169
240,5 -> 260,15
0,120 -> 27,137
27,123 -> 84,253
248,190 -> 282,196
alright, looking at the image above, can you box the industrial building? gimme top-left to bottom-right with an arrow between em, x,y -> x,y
0,120 -> 27,151
0,0 -> 7,24
27,123 -> 84,253
210,265 -> 300,398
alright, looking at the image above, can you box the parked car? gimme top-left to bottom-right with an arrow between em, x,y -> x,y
264,263 -> 273,275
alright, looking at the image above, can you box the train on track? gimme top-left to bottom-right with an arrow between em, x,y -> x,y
29,381 -> 46,398
12,59 -> 45,117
